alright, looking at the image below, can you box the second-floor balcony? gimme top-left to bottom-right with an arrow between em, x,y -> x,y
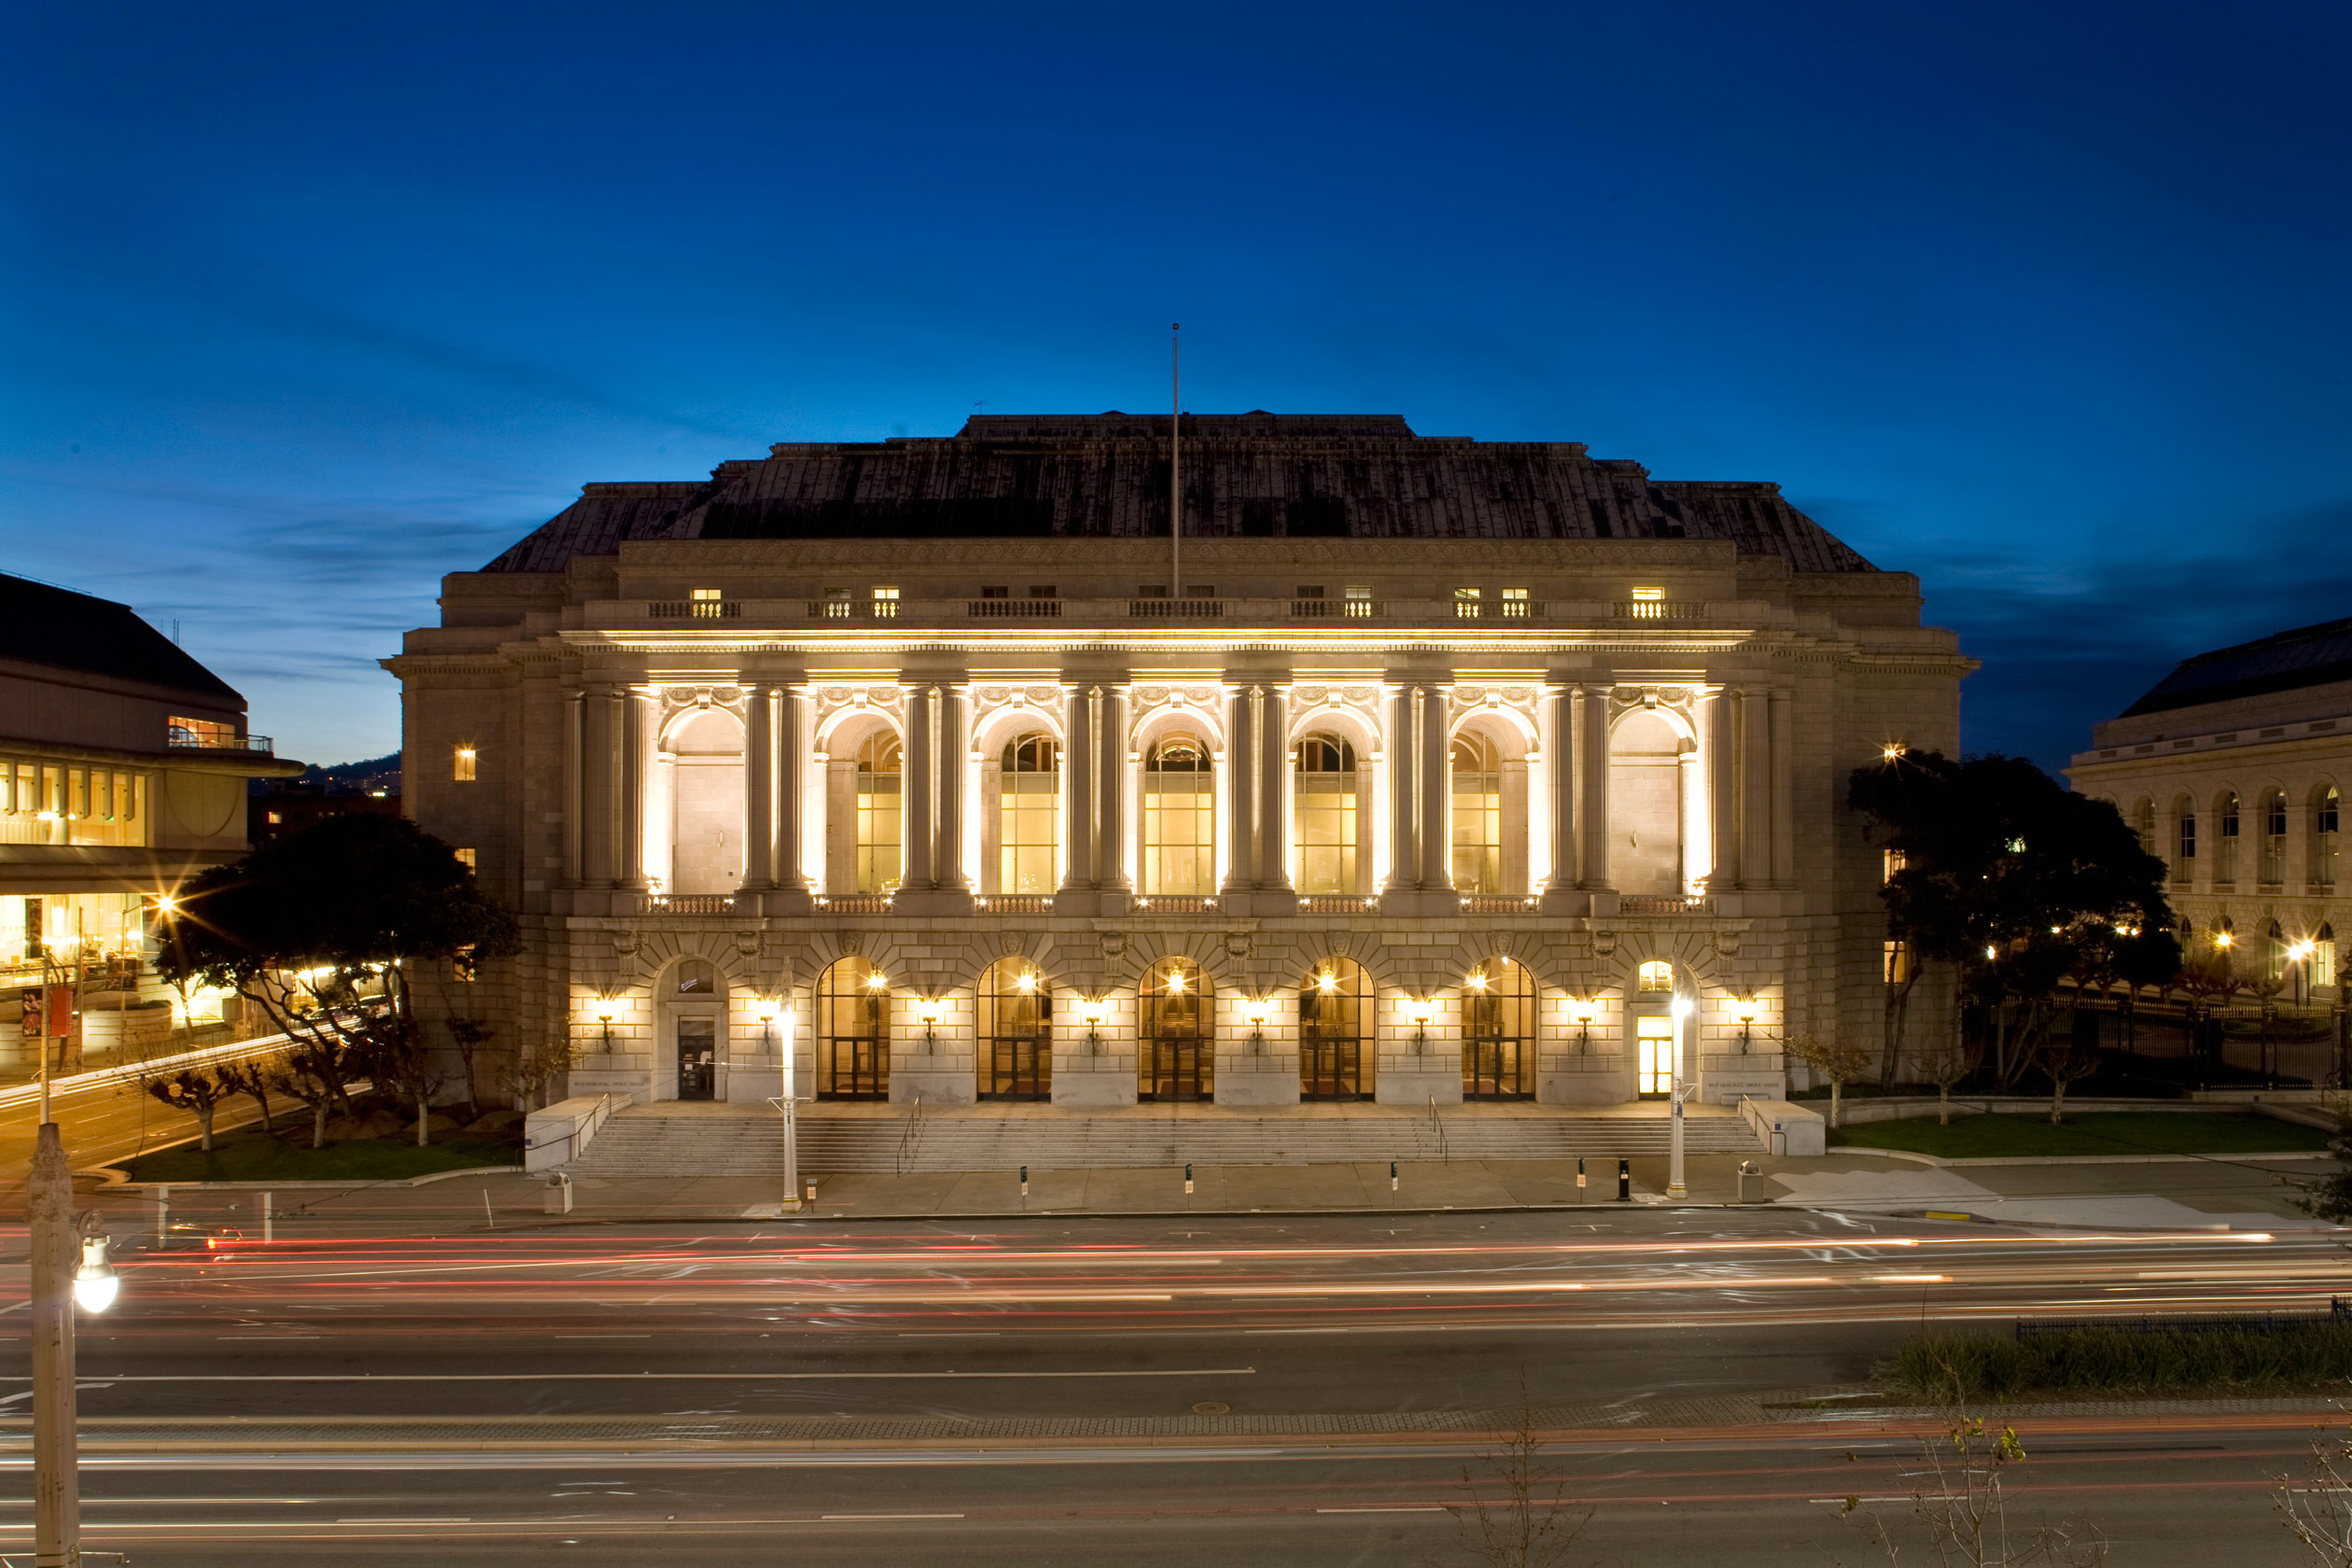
615,593 -> 1743,634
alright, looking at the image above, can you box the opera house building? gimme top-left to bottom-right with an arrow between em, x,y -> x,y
386,413 -> 1967,1128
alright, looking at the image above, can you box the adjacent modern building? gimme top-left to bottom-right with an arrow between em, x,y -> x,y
0,572 -> 300,1060
2069,616 -> 2352,1001
387,413 -> 1970,1116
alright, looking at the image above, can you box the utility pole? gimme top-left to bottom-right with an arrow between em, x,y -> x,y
1667,998 -> 1691,1199
1169,324 -> 1181,598
30,1121 -> 79,1566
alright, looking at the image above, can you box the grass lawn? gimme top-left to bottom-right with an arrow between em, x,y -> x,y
119,1121 -> 521,1183
1829,1110 -> 2336,1159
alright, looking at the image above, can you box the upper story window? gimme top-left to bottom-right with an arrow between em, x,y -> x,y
2261,790 -> 2289,883
1637,959 -> 1673,992
1294,734 -> 1359,895
1295,584 -> 1325,601
1027,585 -> 1057,599
855,734 -> 903,894
2317,787 -> 2341,888
1141,735 -> 1213,896
1343,585 -> 1374,618
1139,584 -> 1170,598
2176,800 -> 2197,869
1450,733 -> 1505,893
167,715 -> 239,749
998,734 -> 1058,895
980,585 -> 1010,598
675,957 -> 717,994
2217,791 -> 2241,882
454,746 -> 478,782
1501,587 -> 1531,618
1454,586 -> 1482,620
871,586 -> 900,619
690,587 -> 723,619
822,587 -> 853,618
1883,848 -> 1906,884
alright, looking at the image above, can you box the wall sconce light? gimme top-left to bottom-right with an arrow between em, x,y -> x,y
594,998 -> 616,1053
1081,997 -> 1108,1055
756,998 -> 781,1051
1245,999 -> 1271,1054
1569,998 -> 1595,1052
1408,998 -> 1435,1048
1735,997 -> 1757,1054
916,997 -> 945,1046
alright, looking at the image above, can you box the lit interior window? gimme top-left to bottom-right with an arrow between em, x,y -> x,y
454,746 -> 478,782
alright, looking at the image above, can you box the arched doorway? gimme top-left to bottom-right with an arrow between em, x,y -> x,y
1463,959 -> 1534,1099
816,956 -> 890,1099
1140,955 -> 1212,1100
664,957 -> 721,1101
1299,957 -> 1371,1099
979,958 -> 1051,1100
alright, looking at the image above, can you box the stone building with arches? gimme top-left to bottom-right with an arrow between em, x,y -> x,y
386,413 -> 1968,1128
2070,617 -> 2352,1002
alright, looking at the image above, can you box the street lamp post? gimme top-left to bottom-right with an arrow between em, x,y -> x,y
1667,997 -> 1694,1200
31,1117 -> 119,1568
762,1001 -> 803,1212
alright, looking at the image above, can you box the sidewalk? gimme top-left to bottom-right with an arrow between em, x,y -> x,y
74,1147 -> 2345,1237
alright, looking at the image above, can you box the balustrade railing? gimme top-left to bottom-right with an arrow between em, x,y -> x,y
1130,895 -> 1219,914
1615,600 -> 1707,620
1459,894 -> 1539,914
1297,894 -> 1375,914
1127,599 -> 1225,618
967,599 -> 1063,618
1617,895 -> 1712,915
639,893 -> 736,916
975,894 -> 1055,915
814,893 -> 895,914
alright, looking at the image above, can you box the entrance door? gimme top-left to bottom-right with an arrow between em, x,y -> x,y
1462,1037 -> 1526,1099
676,1017 -> 717,1100
1300,1034 -> 1362,1099
1636,1015 -> 1675,1098
984,1033 -> 1050,1099
1144,1035 -> 1211,1100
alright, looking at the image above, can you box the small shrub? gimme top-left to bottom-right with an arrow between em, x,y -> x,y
1884,1324 -> 2352,1402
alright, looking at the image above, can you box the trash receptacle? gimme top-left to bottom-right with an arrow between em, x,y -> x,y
543,1172 -> 574,1215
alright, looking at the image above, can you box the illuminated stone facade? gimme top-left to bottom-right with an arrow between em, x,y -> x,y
387,415 -> 1970,1112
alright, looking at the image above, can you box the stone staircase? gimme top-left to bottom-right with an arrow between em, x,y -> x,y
563,1104 -> 1762,1178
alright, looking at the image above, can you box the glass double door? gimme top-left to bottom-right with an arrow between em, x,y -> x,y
675,1017 -> 716,1100
1462,1035 -> 1531,1099
1142,1035 -> 1211,1100
1636,1015 -> 1676,1098
821,1032 -> 889,1099
1299,1033 -> 1365,1099
982,1033 -> 1051,1099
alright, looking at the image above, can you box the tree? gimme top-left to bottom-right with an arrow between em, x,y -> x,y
1850,750 -> 2177,1090
1450,1387 -> 1591,1568
2036,1022 -> 2103,1126
147,1067 -> 230,1152
498,1030 -> 581,1113
216,1057 -> 278,1136
154,815 -> 519,1147
1834,1419 -> 2106,1566
2278,1423 -> 2352,1563
445,1017 -> 494,1120
1785,1031 -> 1874,1129
273,1038 -> 353,1150
1910,1022 -> 1982,1127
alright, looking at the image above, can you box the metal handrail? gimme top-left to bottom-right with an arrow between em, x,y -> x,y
894,1093 -> 925,1174
1426,1094 -> 1449,1164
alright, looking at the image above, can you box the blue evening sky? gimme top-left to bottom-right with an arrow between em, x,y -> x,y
4,1 -> 2346,773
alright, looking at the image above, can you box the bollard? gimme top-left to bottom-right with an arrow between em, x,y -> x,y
1020,1165 -> 1029,1200
1390,1159 -> 1398,1195
1617,1158 -> 1631,1202
1576,1157 -> 1587,1200
260,1191 -> 273,1246
543,1172 -> 574,1215
805,1179 -> 818,1205
1183,1161 -> 1194,1197
151,1184 -> 170,1249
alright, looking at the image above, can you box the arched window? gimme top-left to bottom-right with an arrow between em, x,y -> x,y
2264,917 -> 2288,982
674,958 -> 717,994
2317,923 -> 2338,989
1450,733 -> 1504,893
2175,796 -> 2197,877
998,734 -> 1058,895
1139,956 -> 1212,1100
1142,735 -> 1214,895
1299,957 -> 1371,1099
2216,791 -> 2240,884
1637,959 -> 1673,992
2132,798 -> 2157,859
1462,959 -> 1534,1099
854,734 -> 903,894
1607,708 -> 1686,896
1294,734 -> 1358,894
666,706 -> 745,896
2261,790 -> 2288,884
978,958 -> 1051,1099
2316,788 -> 2340,889
815,956 -> 889,1099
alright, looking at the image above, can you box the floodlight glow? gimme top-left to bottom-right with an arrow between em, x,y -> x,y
74,1238 -> 119,1313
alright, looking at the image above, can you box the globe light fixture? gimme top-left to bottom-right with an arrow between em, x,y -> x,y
73,1237 -> 118,1315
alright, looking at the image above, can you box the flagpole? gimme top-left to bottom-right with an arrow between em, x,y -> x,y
1170,323 -> 1181,598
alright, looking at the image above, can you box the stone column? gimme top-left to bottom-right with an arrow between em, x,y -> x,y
1221,682 -> 1256,896
1579,684 -> 1614,891
580,684 -> 619,887
935,683 -> 970,892
1419,684 -> 1451,889
1541,681 -> 1575,900
1677,748 -> 1702,895
1257,684 -> 1292,891
1058,684 -> 1095,893
903,684 -> 934,889
1740,687 -> 1771,889
562,686 -> 585,886
824,756 -> 857,895
620,687 -> 651,890
1384,683 -> 1418,894
1770,685 -> 1797,888
742,682 -> 775,891
1705,686 -> 1738,890
775,684 -> 809,894
1098,684 -> 1130,892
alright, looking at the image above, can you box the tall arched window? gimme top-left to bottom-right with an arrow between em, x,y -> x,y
854,734 -> 903,894
978,958 -> 1051,1099
1450,733 -> 1504,893
2316,923 -> 2338,988
1294,734 -> 1358,894
998,734 -> 1059,894
2261,790 -> 2288,884
1139,956 -> 1212,1099
2216,791 -> 2241,884
1462,959 -> 1534,1099
2175,796 -> 2197,880
2132,798 -> 2157,859
1142,735 -> 1214,895
2264,917 -> 2288,982
1299,957 -> 1371,1099
2316,787 -> 2340,889
815,956 -> 889,1099
666,707 -> 745,896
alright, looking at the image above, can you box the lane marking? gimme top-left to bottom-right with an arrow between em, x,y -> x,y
552,1335 -> 652,1340
22,1366 -> 1257,1384
820,1512 -> 964,1520
1316,1505 -> 1448,1514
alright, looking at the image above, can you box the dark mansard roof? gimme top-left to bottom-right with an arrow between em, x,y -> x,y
0,572 -> 245,706
481,413 -> 1876,574
2121,618 -> 2352,718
